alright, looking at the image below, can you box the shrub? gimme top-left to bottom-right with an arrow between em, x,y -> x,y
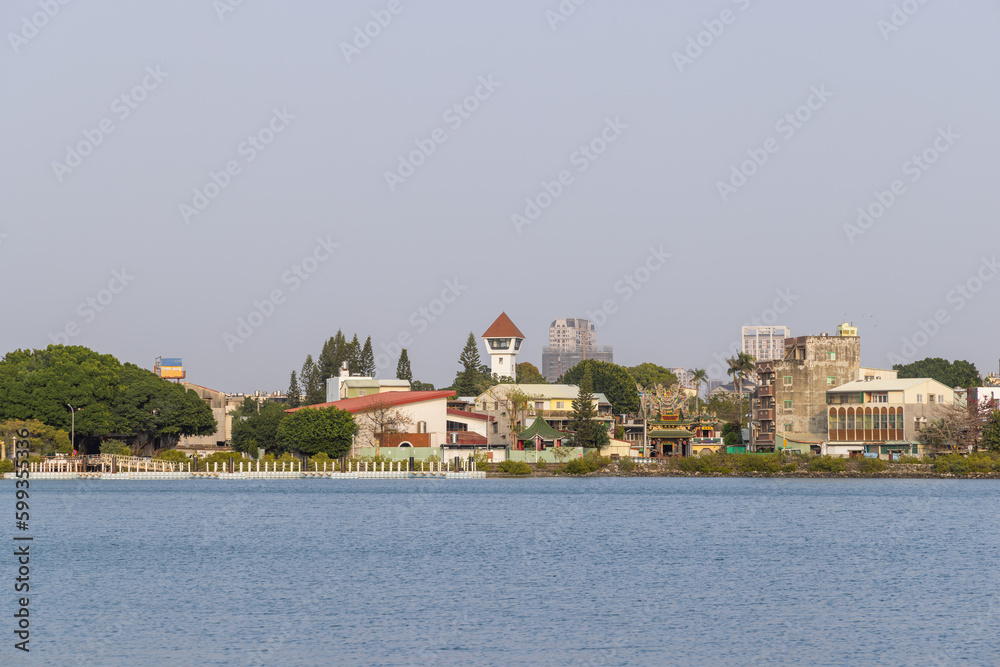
732,453 -> 783,474
807,455 -> 847,473
857,457 -> 888,473
782,463 -> 798,473
675,455 -> 725,474
498,460 -> 532,475
100,440 -> 132,456
932,452 -> 997,475
534,460 -> 546,470
563,451 -> 611,475
155,449 -> 189,463
0,460 -> 14,474
618,456 -> 635,472
895,455 -> 924,464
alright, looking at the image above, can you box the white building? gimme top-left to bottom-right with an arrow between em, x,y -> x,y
482,312 -> 525,380
742,326 -> 791,362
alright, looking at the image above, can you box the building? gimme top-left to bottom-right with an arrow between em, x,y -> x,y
473,384 -> 613,448
669,368 -> 695,389
482,312 -> 525,380
752,325 -> 863,452
741,326 -> 791,362
825,378 -> 958,458
325,362 -> 410,402
178,383 -> 229,454
707,380 -> 758,398
541,318 -> 614,382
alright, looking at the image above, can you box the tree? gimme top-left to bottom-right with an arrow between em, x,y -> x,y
0,419 -> 70,456
300,354 -> 325,406
726,352 -> 755,427
627,363 -> 678,390
232,402 -> 289,456
703,392 -> 742,423
318,330 -> 348,379
516,362 -> 547,384
287,371 -> 301,408
277,406 -> 356,457
561,360 -> 640,415
482,384 -> 539,445
690,368 -> 707,412
892,358 -> 982,388
345,334 -> 361,375
983,410 -> 1000,452
360,336 -> 376,378
396,349 -> 413,382
453,332 -> 491,397
567,366 -> 610,450
355,394 -> 413,456
411,380 -> 435,391
0,345 -> 216,453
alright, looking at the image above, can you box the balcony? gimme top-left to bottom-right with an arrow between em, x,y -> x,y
756,409 -> 774,421
758,385 -> 774,397
756,433 -> 774,445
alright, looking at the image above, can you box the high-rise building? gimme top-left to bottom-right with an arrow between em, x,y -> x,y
741,326 -> 791,362
541,318 -> 613,382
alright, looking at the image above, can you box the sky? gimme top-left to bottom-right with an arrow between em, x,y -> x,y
3,0 -> 999,393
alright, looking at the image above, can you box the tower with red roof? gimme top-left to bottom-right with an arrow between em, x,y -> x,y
482,312 -> 525,380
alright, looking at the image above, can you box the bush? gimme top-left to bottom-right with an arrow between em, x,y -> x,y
675,455 -> 726,474
563,451 -> 611,475
895,455 -> 924,464
498,460 -> 532,475
155,449 -> 189,463
100,440 -> 132,456
782,463 -> 798,473
618,456 -> 635,472
0,460 -> 14,475
857,457 -> 888,473
732,453 -> 783,474
534,460 -> 546,470
807,455 -> 847,473
932,452 -> 998,475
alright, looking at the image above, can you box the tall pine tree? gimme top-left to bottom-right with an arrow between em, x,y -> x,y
454,332 -> 487,396
345,334 -> 361,376
287,371 -> 301,408
301,354 -> 325,406
396,349 -> 413,382
360,336 -> 376,377
568,366 -> 609,450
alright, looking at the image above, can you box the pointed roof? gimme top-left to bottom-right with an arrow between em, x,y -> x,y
482,312 -> 525,339
517,417 -> 564,442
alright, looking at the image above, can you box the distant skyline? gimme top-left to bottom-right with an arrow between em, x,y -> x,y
3,1 -> 999,392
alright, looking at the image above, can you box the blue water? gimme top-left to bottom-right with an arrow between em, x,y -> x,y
4,478 -> 999,665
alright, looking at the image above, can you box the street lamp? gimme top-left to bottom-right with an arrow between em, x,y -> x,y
66,404 -> 79,455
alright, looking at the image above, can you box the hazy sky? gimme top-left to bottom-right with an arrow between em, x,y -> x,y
3,1 -> 999,392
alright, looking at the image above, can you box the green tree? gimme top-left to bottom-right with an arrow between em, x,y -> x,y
232,402 -> 289,456
0,346 -> 216,452
301,354 -> 325,406
983,410 -> 1000,452
562,360 -> 640,415
690,368 -> 707,412
411,380 -> 435,391
726,352 -> 755,425
453,332 -> 491,396
567,366 -> 610,450
627,363 -> 678,390
318,330 -> 349,378
892,357 -> 982,388
516,362 -> 547,384
287,371 -> 301,408
360,336 -> 376,377
0,419 -> 71,455
346,334 -> 361,375
396,349 -> 413,382
277,406 -> 356,457
703,392 -> 742,423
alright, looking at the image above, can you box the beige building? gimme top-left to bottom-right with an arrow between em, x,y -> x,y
178,383 -> 230,454
824,378 -> 958,458
474,384 -> 613,448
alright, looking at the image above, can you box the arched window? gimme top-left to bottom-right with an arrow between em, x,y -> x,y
398,441 -> 412,448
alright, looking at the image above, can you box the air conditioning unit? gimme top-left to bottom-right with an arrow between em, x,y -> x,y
528,410 -> 537,416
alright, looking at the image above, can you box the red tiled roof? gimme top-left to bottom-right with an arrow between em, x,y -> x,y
447,431 -> 488,445
482,312 -> 525,339
285,390 -> 456,414
447,408 -> 494,422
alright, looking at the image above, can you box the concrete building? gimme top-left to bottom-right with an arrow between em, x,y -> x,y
482,312 -> 525,380
541,317 -> 614,382
669,367 -> 695,389
752,326 -> 863,452
178,383 -> 229,454
825,378 -> 958,458
741,326 -> 791,362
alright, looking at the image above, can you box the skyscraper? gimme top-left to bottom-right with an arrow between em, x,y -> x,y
541,318 -> 613,382
742,326 -> 791,362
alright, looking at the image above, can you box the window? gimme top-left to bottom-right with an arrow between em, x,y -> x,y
498,357 -> 503,365
864,413 -> 872,429
938,395 -> 945,404
783,422 -> 791,432
916,394 -> 922,403
535,402 -> 544,410
827,376 -> 836,386
358,390 -> 366,396
872,393 -> 887,403
827,351 -> 837,360
847,413 -> 855,430
556,401 -> 564,409
783,376 -> 792,386
783,400 -> 792,409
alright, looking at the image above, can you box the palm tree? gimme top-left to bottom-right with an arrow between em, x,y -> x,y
689,368 -> 707,413
726,353 -> 756,426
